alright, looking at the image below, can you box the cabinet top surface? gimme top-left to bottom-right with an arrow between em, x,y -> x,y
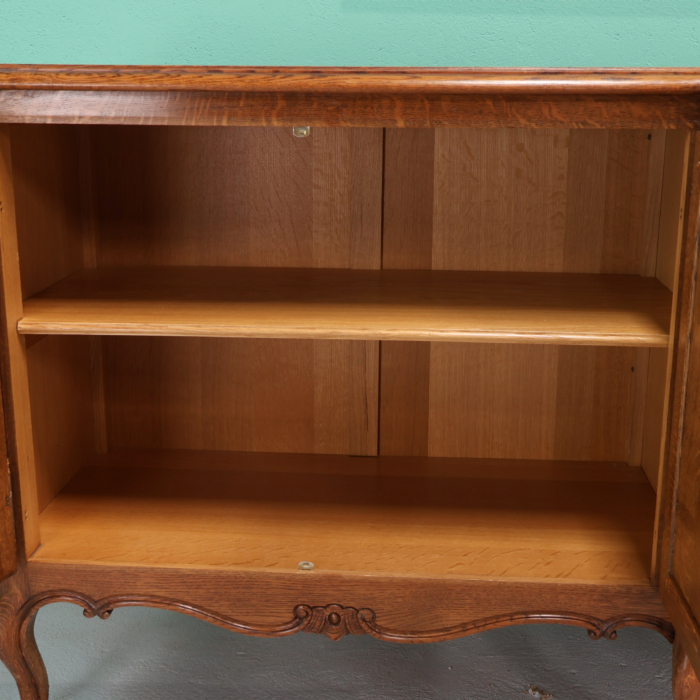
1,65 -> 700,94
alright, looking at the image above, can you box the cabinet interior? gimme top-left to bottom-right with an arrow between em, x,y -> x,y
4,123 -> 690,585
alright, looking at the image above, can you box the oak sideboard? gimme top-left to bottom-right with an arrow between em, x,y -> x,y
0,66 -> 698,698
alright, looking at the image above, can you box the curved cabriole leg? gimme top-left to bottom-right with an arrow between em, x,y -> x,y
674,641 -> 700,700
0,577 -> 48,700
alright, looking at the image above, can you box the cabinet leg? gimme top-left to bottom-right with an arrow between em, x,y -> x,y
674,640 -> 700,700
0,577 -> 48,700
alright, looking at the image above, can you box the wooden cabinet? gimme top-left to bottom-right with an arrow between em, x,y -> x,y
0,66 -> 698,698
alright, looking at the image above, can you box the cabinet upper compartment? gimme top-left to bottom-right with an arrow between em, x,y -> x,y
8,124 -> 684,348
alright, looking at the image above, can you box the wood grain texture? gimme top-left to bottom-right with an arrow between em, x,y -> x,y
32,451 -> 655,583
378,342 -> 430,456
18,267 -> 673,346
9,125 -> 83,300
669,205 -> 700,637
1,91 -> 699,130
385,128 -> 666,275
0,570 -> 47,700
1,66 -> 700,93
657,131 -> 692,290
382,129 -> 434,270
641,348 -> 669,488
0,128 -> 40,556
25,336 -> 95,512
15,590 -> 674,648
380,344 -> 646,461
380,126 -> 671,466
102,338 -> 378,456
27,561 -> 669,631
675,640 -> 700,700
84,125 -> 382,455
91,126 -> 382,269
424,344 -> 639,461
649,130 -> 691,575
0,376 -> 16,581
660,130 -> 700,678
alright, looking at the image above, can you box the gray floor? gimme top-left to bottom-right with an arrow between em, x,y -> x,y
0,604 -> 672,699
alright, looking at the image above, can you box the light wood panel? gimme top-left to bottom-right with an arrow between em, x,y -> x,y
0,372 -> 17,581
33,450 -> 656,583
92,126 -> 382,269
380,342 -> 644,461
648,130 -> 691,576
384,128 -> 666,274
0,127 -> 41,554
9,125 -> 84,299
384,129 -> 665,274
641,348 -> 670,490
103,337 -> 378,456
26,336 -> 95,511
87,125 -> 384,456
655,130 -> 691,291
380,127 -> 670,463
19,267 -> 672,346
2,125 -> 91,556
382,129 -> 435,270
417,344 -> 638,461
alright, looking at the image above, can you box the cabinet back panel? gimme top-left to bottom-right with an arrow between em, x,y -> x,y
91,126 -> 383,269
103,337 -> 379,456
380,343 -> 640,461
91,126 -> 384,456
384,128 -> 665,274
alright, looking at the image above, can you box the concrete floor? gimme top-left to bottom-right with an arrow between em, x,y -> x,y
0,603 -> 672,699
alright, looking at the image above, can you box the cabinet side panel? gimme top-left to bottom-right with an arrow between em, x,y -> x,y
0,375 -> 16,580
648,130 -> 692,578
660,130 -> 700,677
10,125 -> 96,513
26,336 -> 95,511
668,240 -> 700,654
10,125 -> 84,299
0,127 -> 40,554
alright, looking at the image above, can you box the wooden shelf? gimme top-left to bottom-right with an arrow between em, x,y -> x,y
33,450 -> 656,584
19,267 -> 672,347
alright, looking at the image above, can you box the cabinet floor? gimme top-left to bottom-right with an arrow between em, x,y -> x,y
32,450 -> 656,584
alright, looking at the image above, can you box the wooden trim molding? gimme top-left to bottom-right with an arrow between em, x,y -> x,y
1,66 -> 699,128
1,66 -> 700,94
17,591 -> 676,645
0,586 -> 673,698
1,91 -> 698,129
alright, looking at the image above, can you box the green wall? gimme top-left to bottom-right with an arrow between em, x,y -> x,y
1,0 -> 698,66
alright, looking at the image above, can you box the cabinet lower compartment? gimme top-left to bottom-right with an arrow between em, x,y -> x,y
31,449 -> 656,585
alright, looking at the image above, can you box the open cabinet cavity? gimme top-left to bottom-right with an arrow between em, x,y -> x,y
1,122 -> 689,589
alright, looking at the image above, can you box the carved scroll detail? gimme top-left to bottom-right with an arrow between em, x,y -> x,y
16,591 -> 675,655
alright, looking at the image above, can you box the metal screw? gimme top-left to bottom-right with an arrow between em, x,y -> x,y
298,561 -> 314,571
293,126 -> 311,138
